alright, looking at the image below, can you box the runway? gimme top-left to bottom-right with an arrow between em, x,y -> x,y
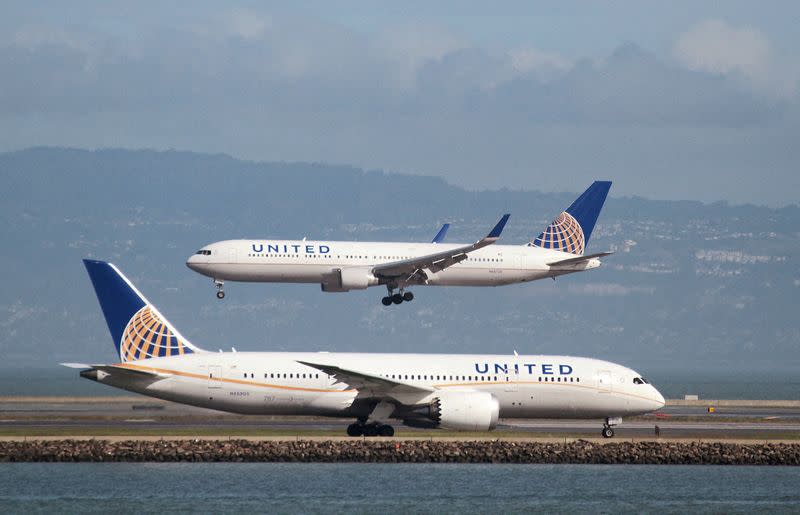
1,396 -> 799,440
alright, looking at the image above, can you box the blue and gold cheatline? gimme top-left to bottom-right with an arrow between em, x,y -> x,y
120,306 -> 192,362
533,211 -> 585,255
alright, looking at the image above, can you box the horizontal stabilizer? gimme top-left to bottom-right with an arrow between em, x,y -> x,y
547,251 -> 613,267
70,363 -> 172,379
99,364 -> 172,378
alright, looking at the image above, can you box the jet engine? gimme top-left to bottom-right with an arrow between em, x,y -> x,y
321,267 -> 378,292
421,391 -> 500,431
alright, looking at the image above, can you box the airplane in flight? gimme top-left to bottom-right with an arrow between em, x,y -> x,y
66,259 -> 665,438
186,181 -> 613,305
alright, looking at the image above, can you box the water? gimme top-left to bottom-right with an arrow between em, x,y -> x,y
1,463 -> 799,513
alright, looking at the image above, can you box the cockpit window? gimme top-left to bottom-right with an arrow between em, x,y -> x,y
195,250 -> 211,256
633,377 -> 644,385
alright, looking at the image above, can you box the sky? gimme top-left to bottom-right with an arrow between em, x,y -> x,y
1,1 -> 799,206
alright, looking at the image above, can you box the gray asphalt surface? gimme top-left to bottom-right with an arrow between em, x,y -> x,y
2,397 -> 799,438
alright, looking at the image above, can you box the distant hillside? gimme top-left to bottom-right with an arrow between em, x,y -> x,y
1,147 -> 798,376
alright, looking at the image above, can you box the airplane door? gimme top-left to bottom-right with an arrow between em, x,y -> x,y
504,359 -> 518,392
228,247 -> 238,264
598,370 -> 612,393
208,365 -> 222,388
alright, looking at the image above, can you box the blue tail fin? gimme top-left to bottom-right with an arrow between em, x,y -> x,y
83,260 -> 200,362
531,181 -> 612,255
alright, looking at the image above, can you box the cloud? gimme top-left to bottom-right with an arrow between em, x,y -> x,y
223,9 -> 272,40
567,283 -> 655,296
673,19 -> 798,98
376,22 -> 468,90
0,13 -> 789,125
508,47 -> 571,78
1,11 -> 798,205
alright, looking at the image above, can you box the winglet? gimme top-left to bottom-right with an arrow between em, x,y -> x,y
431,223 -> 450,244
487,214 -> 510,239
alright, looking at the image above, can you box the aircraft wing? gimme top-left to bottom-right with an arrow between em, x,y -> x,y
547,251 -> 613,267
372,214 -> 510,280
297,360 -> 433,400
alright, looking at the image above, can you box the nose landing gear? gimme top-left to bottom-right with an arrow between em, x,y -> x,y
602,416 -> 622,438
214,279 -> 225,299
381,287 -> 413,306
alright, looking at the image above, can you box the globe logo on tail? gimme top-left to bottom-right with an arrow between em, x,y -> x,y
119,306 -> 193,362
533,211 -> 585,255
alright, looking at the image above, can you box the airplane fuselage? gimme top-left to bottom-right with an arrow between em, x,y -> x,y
88,351 -> 664,421
187,240 -> 601,288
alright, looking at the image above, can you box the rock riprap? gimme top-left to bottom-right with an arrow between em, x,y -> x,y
1,440 -> 799,465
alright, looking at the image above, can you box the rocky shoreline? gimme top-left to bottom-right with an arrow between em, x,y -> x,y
2,439 -> 800,465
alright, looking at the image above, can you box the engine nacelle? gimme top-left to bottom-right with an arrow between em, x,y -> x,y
428,391 -> 500,431
320,267 -> 378,292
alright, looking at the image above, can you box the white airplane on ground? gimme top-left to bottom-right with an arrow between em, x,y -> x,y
67,259 -> 665,438
186,181 -> 613,305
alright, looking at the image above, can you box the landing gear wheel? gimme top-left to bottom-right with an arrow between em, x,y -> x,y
381,296 -> 392,306
363,424 -> 379,437
346,423 -> 363,437
214,279 -> 225,300
378,424 -> 395,437
392,293 -> 403,305
402,291 -> 413,302
602,427 -> 614,438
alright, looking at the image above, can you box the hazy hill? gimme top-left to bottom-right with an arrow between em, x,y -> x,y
1,147 -> 798,381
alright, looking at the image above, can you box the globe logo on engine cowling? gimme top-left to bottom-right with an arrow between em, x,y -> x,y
119,306 -> 192,362
533,211 -> 585,255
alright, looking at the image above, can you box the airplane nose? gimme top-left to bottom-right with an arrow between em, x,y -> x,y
653,388 -> 666,410
186,254 -> 200,270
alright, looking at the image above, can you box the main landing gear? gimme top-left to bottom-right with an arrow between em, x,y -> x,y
214,279 -> 225,300
381,287 -> 413,306
346,422 -> 395,437
602,417 -> 622,438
